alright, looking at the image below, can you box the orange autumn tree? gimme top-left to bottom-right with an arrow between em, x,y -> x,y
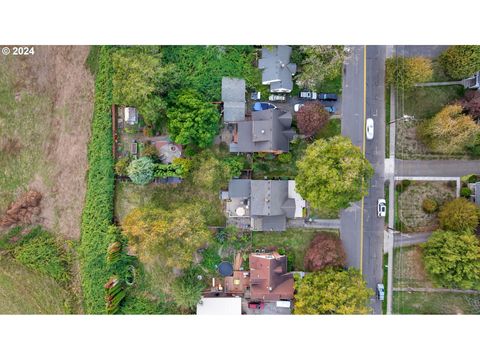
122,205 -> 211,270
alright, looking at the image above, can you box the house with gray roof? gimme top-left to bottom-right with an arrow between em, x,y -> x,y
221,77 -> 246,122
230,108 -> 296,153
223,179 -> 306,231
258,46 -> 297,93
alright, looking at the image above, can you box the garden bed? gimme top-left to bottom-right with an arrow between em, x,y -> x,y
397,181 -> 455,232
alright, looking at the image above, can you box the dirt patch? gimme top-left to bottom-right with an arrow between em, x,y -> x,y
0,190 -> 42,227
393,245 -> 433,288
1,46 -> 94,239
398,181 -> 455,232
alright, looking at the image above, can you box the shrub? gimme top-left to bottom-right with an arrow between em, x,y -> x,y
115,156 -> 131,176
13,227 -> 70,285
461,187 -> 473,198
200,245 -> 221,272
80,46 -> 115,314
141,143 -> 159,159
296,102 -> 330,137
154,163 -> 184,178
438,198 -> 480,232
439,46 -> 480,80
422,198 -> 438,214
171,267 -> 205,312
419,104 -> 480,154
127,156 -> 155,185
277,153 -> 293,163
422,230 -> 480,289
222,156 -> 245,178
385,56 -> 433,89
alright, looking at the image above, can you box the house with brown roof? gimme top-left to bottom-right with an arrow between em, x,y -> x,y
249,252 -> 294,301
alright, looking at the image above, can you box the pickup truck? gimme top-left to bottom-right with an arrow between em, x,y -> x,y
299,91 -> 317,100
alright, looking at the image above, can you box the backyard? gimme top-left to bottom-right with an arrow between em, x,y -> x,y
0,46 -> 94,239
396,85 -> 467,159
396,181 -> 455,232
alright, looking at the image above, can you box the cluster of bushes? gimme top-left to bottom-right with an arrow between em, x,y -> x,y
117,155 -> 192,185
422,197 -> 480,290
79,46 -> 116,314
395,179 -> 411,193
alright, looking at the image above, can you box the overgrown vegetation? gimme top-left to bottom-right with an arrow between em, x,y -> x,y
79,46 -> 115,314
439,45 -> 480,80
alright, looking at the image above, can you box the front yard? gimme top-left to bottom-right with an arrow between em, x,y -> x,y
396,85 -> 467,159
396,181 -> 455,232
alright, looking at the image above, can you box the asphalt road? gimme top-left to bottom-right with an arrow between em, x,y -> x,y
340,45 -> 365,269
340,46 -> 386,314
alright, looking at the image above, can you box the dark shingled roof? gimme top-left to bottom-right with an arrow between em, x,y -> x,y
230,108 -> 295,153
258,46 -> 297,93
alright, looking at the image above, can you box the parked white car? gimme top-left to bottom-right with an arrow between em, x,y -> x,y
366,117 -> 374,140
269,94 -> 286,102
294,103 -> 305,112
377,283 -> 385,301
377,198 -> 386,217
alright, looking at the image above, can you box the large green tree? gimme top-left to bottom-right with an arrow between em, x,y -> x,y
385,56 -> 433,89
112,48 -> 178,128
439,45 -> 480,79
296,46 -> 346,89
122,205 -> 212,270
438,197 -> 480,232
419,104 -> 480,154
422,230 -> 480,289
295,136 -> 374,211
167,92 -> 220,148
294,268 -> 373,315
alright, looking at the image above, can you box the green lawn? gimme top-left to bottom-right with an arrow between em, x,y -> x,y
251,229 -> 337,271
316,118 -> 341,140
393,291 -> 480,314
382,253 -> 388,314
0,59 -> 54,213
0,255 -> 70,314
403,85 -> 465,120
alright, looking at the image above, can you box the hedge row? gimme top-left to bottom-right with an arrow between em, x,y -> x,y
79,46 -> 115,314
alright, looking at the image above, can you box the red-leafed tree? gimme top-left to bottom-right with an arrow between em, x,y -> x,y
460,90 -> 480,120
304,232 -> 346,271
296,102 -> 330,137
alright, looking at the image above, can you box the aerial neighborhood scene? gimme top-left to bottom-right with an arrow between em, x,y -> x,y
3,44 -> 480,316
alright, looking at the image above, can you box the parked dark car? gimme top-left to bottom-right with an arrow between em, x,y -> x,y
318,93 -> 338,101
252,102 -> 277,111
248,301 -> 265,310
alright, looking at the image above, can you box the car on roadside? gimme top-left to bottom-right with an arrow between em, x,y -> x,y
294,103 -> 305,112
318,93 -> 338,101
252,102 -> 277,111
377,198 -> 386,217
325,106 -> 336,114
366,117 -> 374,140
248,301 -> 264,310
300,91 -> 317,100
377,283 -> 385,301
268,94 -> 286,102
